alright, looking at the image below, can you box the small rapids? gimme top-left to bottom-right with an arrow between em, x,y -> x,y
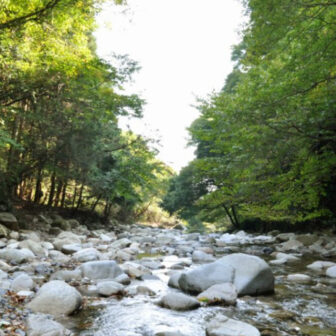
66,232 -> 336,336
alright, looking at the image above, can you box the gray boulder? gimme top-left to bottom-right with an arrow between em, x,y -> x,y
53,232 -> 82,251
79,260 -> 123,280
179,263 -> 234,294
206,316 -> 260,336
27,280 -> 82,316
26,313 -> 72,336
96,281 -> 124,296
19,240 -> 46,257
11,273 -> 35,292
179,253 -> 274,296
168,273 -> 182,289
197,283 -> 237,305
0,248 -> 35,264
73,248 -> 100,262
158,292 -> 200,311
307,261 -> 336,271
326,265 -> 336,278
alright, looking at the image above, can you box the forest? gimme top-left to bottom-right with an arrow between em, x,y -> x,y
0,0 -> 171,222
0,1 -> 335,335
0,0 -> 335,231
162,0 -> 336,231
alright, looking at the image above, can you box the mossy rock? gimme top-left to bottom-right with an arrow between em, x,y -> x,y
0,224 -> 9,238
52,218 -> 71,231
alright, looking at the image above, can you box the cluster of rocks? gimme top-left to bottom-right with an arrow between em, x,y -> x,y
0,211 -> 335,336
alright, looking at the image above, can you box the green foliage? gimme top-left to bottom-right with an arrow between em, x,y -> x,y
161,161 -> 208,220
187,216 -> 205,234
0,0 -> 169,220
163,0 -> 336,228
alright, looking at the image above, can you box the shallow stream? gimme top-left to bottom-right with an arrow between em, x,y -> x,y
66,239 -> 336,336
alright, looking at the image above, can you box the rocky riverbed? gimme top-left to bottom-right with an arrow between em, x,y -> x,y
0,212 -> 336,336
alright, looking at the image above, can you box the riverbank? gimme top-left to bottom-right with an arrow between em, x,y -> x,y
0,211 -> 335,335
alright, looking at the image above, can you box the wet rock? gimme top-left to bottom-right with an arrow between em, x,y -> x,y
206,315 -> 260,336
270,252 -> 299,265
97,280 -> 124,296
326,265 -> 336,278
11,273 -> 35,292
295,234 -> 319,246
179,262 -> 234,294
287,273 -> 311,283
79,260 -> 124,280
136,285 -> 156,296
73,248 -> 100,262
192,250 -> 215,263
138,259 -> 163,270
114,273 -> 131,285
158,292 -> 200,311
276,233 -> 295,242
26,313 -> 72,336
168,273 -> 182,289
307,261 -> 336,271
179,253 -> 274,296
269,310 -> 296,321
277,239 -> 303,252
197,283 -> 237,305
27,280 -> 82,316
121,262 -> 151,278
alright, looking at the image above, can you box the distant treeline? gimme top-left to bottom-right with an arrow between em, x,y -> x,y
162,0 -> 336,230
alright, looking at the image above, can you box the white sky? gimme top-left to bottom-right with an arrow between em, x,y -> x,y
95,0 -> 245,171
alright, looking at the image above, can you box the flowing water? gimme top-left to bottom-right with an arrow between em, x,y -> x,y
65,237 -> 336,336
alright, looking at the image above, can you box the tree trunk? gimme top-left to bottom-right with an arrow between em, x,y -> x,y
76,184 -> 84,210
60,180 -> 67,208
33,168 -> 43,203
48,170 -> 56,206
91,195 -> 101,212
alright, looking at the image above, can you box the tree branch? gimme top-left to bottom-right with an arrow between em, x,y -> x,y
0,0 -> 61,30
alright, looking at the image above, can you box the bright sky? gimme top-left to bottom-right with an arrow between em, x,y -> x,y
95,0 -> 245,171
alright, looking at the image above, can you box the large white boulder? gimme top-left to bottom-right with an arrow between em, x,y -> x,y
179,253 -> 274,296
0,248 -> 35,264
27,280 -> 82,316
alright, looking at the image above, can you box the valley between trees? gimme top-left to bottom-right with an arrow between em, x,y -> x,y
1,1 -> 336,231
0,2 -> 336,336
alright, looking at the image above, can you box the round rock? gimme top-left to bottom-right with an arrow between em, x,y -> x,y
27,280 -> 82,316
